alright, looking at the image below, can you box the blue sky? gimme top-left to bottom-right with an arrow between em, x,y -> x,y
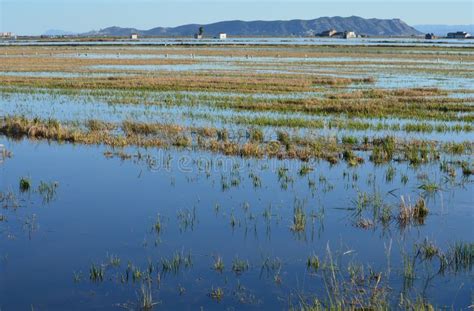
1,0 -> 473,35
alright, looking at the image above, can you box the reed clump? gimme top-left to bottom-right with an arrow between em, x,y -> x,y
398,196 -> 429,227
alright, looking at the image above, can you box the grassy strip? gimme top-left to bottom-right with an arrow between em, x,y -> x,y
1,116 -> 471,166
1,85 -> 472,122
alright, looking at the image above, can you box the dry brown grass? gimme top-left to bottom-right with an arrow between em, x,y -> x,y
0,56 -> 197,73
0,115 -> 470,163
0,73 -> 351,93
398,196 -> 429,228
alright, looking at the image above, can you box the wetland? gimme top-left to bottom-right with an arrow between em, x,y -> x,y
0,41 -> 473,310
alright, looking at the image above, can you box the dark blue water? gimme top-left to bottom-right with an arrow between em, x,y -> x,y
0,138 -> 472,309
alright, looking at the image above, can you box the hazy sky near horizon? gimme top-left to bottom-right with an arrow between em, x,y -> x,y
1,0 -> 473,35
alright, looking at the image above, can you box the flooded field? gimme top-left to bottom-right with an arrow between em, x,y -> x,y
0,42 -> 473,310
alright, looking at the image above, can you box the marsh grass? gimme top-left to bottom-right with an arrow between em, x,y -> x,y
89,263 -> 104,282
37,181 -> 58,203
399,297 -> 435,311
342,150 -> 363,167
213,256 -> 225,273
232,257 -> 250,275
209,287 -> 224,302
291,200 -> 307,232
153,214 -> 162,235
398,196 -> 429,227
448,242 -> 473,273
418,181 -> 441,194
1,44 -> 473,310
299,164 -> 313,176
370,136 -> 396,164
249,128 -> 264,143
295,245 -> 390,310
385,166 -> 396,183
138,280 -> 159,310
356,218 -> 375,230
1,115 -> 470,164
418,239 -> 440,261
19,177 -> 31,192
0,190 -> 20,209
461,162 -> 473,176
107,254 -> 121,267
306,254 -> 320,272
161,251 -> 192,275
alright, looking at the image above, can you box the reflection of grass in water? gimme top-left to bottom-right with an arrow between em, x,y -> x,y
306,253 -> 320,272
298,164 -> 313,176
293,242 -> 461,309
89,263 -> 104,282
446,242 -> 474,273
232,257 -> 249,275
461,161 -> 474,176
402,253 -> 416,290
161,251 -> 193,275
38,181 -> 59,203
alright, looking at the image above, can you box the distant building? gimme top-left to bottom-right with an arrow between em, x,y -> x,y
130,33 -> 139,40
218,33 -> 227,40
194,26 -> 205,39
318,29 -> 337,37
343,31 -> 357,39
333,31 -> 357,39
425,33 -> 437,40
317,29 -> 356,39
447,31 -> 471,39
0,32 -> 15,39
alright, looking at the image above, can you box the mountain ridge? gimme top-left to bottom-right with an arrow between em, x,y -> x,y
414,24 -> 474,36
43,29 -> 77,36
85,16 -> 422,37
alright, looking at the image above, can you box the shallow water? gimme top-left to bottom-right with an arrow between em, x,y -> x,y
2,91 -> 472,142
2,37 -> 474,48
78,53 -> 474,91
0,138 -> 472,310
59,53 -> 474,66
0,43 -> 473,310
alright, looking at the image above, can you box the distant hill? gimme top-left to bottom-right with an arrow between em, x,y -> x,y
415,25 -> 474,36
85,16 -> 421,37
43,29 -> 76,36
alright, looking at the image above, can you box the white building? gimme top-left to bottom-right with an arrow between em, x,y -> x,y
218,33 -> 227,40
130,33 -> 139,40
0,32 -> 15,38
344,31 -> 356,39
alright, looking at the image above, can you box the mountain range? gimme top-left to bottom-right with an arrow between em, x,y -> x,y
43,29 -> 76,36
83,16 -> 422,37
414,24 -> 474,36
